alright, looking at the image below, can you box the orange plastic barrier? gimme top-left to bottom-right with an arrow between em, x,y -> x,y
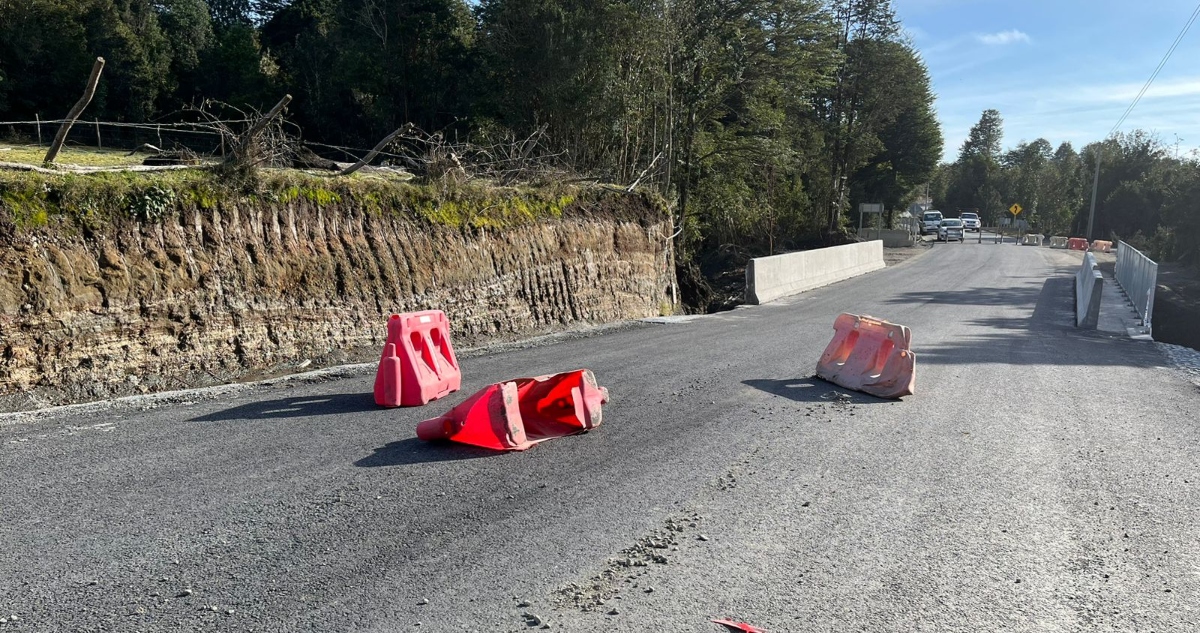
416,369 -> 609,451
373,310 -> 461,407
816,313 -> 916,399
1067,238 -> 1089,251
1091,240 -> 1113,253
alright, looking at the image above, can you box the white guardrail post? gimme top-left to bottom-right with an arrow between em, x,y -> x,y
1114,240 -> 1158,332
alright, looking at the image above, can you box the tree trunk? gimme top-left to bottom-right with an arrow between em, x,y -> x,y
44,57 -> 105,165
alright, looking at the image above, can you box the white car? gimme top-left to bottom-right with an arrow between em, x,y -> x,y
959,212 -> 980,232
920,210 -> 944,235
938,219 -> 965,242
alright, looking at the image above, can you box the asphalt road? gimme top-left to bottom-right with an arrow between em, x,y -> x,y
2,240 -> 1198,633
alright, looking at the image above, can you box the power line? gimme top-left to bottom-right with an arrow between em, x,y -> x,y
1109,1 -> 1200,136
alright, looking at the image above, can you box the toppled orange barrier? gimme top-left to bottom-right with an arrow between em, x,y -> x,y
712,619 -> 766,633
1091,240 -> 1113,253
816,313 -> 916,399
416,369 -> 609,451
374,310 -> 462,407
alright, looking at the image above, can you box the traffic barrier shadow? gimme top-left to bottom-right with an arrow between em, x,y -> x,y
885,284 -> 1042,307
741,378 -> 894,404
189,393 -> 377,422
913,277 -> 1161,368
965,277 -> 1076,332
354,437 -> 497,467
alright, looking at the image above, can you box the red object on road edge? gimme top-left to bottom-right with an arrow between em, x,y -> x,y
816,313 -> 916,399
416,369 -> 609,451
373,310 -> 461,407
712,618 -> 766,633
374,343 -> 403,407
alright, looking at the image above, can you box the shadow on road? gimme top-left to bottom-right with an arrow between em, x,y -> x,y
886,284 -> 1042,307
189,393 -> 378,422
914,277 -> 1162,367
354,437 -> 498,467
741,377 -> 894,404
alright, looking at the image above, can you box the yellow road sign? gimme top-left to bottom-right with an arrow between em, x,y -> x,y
1009,203 -> 1023,215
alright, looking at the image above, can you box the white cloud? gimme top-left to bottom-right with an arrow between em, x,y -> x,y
976,30 -> 1032,46
1081,76 -> 1200,104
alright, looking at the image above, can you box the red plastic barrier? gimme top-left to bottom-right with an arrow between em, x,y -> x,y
1067,237 -> 1090,251
816,313 -> 916,399
712,620 -> 767,633
416,369 -> 609,451
1091,240 -> 1113,253
373,310 -> 461,407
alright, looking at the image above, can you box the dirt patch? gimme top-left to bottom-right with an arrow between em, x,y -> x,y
883,243 -> 932,267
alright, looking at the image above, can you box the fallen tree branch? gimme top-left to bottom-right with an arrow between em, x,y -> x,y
340,125 -> 409,175
44,57 -> 105,165
626,151 -> 663,192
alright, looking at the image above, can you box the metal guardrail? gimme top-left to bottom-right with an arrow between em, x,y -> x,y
1115,241 -> 1157,331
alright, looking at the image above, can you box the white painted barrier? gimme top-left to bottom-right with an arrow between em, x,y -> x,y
1074,252 -> 1103,329
745,241 -> 885,305
1115,241 -> 1157,332
1022,234 -> 1044,246
856,228 -> 915,247
1049,236 -> 1069,249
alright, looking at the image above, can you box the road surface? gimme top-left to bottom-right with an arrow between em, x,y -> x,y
2,240 -> 1197,632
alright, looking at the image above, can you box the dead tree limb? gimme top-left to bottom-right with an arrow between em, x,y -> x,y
339,125 -> 409,175
43,57 -> 105,165
626,151 -> 663,192
228,94 -> 292,164
125,143 -> 163,156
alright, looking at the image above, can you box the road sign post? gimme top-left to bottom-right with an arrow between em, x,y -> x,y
858,203 -> 884,240
1009,204 -> 1023,245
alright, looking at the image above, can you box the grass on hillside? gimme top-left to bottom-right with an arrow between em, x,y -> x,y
0,143 -> 150,168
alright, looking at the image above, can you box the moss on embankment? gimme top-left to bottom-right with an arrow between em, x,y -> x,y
0,169 -> 666,234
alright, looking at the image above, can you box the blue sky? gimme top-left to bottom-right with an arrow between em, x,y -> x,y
894,0 -> 1200,162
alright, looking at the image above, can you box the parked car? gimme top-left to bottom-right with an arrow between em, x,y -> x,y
938,219 -> 965,242
959,212 -> 980,232
921,210 -> 944,235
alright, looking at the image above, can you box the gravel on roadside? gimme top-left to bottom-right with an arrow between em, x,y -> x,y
1157,341 -> 1200,387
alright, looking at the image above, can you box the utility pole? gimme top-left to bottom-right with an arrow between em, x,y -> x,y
1086,152 -> 1101,240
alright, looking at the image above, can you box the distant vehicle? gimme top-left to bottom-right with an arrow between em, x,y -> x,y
938,219 -> 965,242
921,210 -> 944,235
959,212 -> 980,232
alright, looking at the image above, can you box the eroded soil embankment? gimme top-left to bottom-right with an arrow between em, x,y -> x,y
0,188 -> 675,411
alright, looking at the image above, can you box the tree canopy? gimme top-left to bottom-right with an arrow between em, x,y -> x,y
0,0 -> 948,308
936,110 -> 1200,265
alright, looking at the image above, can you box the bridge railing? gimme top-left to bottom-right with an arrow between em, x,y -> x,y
1115,241 -> 1158,331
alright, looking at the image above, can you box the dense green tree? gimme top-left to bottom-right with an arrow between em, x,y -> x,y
263,0 -> 472,144
945,109 -> 1005,223
1031,141 -> 1083,237
1000,138 -> 1051,223
846,40 -> 942,226
0,0 -> 955,308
